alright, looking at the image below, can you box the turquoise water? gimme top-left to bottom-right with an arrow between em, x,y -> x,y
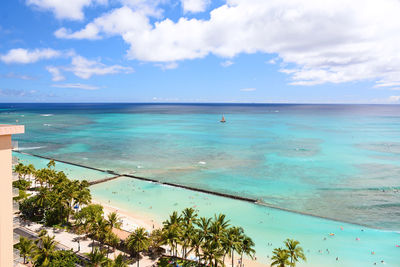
3,103 -> 400,265
2,103 -> 400,229
12,153 -> 400,266
15,152 -> 113,182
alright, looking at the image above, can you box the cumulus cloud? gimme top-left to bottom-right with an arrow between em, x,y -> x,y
240,88 -> 256,92
54,0 -> 400,88
26,0 -> 108,21
52,83 -> 100,90
181,0 -> 210,13
0,48 -> 61,64
46,66 -> 65,81
66,56 -> 133,79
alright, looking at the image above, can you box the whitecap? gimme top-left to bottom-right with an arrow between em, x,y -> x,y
43,124 -> 52,126
41,114 -> 54,117
198,161 -> 207,165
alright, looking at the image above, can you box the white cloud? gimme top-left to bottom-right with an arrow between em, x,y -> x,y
181,0 -> 210,13
55,0 -> 400,88
240,88 -> 256,92
52,83 -> 100,90
45,55 -> 133,80
26,0 -> 107,21
46,66 -> 65,81
54,6 -> 150,40
0,48 -> 61,64
66,56 -> 133,79
220,60 -> 233,67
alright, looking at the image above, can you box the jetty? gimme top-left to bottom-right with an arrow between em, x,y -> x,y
88,175 -> 123,185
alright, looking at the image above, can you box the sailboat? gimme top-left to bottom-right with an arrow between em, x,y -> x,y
220,115 -> 226,123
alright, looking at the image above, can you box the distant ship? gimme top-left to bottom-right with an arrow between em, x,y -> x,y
220,115 -> 226,123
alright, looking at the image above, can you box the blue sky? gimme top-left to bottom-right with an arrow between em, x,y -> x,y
1,0 -> 400,103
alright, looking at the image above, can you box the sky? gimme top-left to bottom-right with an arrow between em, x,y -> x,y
1,0 -> 400,103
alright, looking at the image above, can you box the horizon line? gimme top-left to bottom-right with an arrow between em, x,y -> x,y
0,102 -> 399,105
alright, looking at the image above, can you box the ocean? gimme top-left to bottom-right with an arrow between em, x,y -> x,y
2,103 -> 400,266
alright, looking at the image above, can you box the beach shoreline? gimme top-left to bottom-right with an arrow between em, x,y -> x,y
93,198 -> 270,267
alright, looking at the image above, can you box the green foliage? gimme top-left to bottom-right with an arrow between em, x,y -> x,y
109,254 -> 131,267
16,161 -> 91,226
13,179 -> 32,190
271,239 -> 306,267
14,162 -> 36,180
20,195 -> 43,221
34,234 -> 57,266
48,250 -> 79,267
86,248 -> 111,267
13,189 -> 31,203
126,227 -> 150,256
271,248 -> 290,267
157,256 -> 198,267
156,208 -> 255,267
14,236 -> 35,264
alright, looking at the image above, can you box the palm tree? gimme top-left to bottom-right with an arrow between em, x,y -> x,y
149,228 -> 163,254
75,204 -> 104,251
25,164 -> 36,183
13,162 -> 24,180
284,239 -> 306,266
208,214 -> 230,266
111,254 -> 130,267
239,235 -> 255,267
271,248 -> 290,267
75,180 -> 91,208
104,231 -> 120,258
87,248 -> 109,267
15,236 -> 35,264
162,211 -> 182,257
34,234 -> 56,266
162,223 -> 181,259
187,230 -> 202,263
181,208 -> 198,259
225,227 -> 243,267
93,217 -> 110,249
126,227 -> 150,267
107,211 -> 122,230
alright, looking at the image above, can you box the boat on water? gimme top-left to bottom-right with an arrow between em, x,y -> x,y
220,115 -> 226,123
